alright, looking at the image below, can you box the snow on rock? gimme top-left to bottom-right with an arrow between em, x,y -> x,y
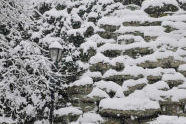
114,87 -> 125,98
95,80 -> 121,93
142,0 -> 179,10
122,78 -> 148,91
98,43 -> 122,52
89,52 -> 110,64
162,21 -> 186,30
87,87 -> 109,98
162,73 -> 185,81
178,82 -> 186,89
99,97 -> 160,111
98,16 -> 122,26
145,67 -> 163,76
149,115 -> 186,124
118,35 -> 145,44
82,71 -> 102,78
122,65 -> 145,77
73,112 -> 104,124
103,69 -> 120,78
54,106 -> 82,116
80,40 -> 97,53
70,76 -> 93,87
150,81 -> 170,90
87,34 -> 116,44
178,64 -> 186,71
129,86 -> 164,101
165,87 -> 186,101
103,65 -> 144,78
117,26 -> 165,37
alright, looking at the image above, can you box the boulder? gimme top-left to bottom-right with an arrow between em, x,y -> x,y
124,31 -> 144,37
143,0 -> 179,17
98,31 -> 118,40
144,36 -> 158,42
147,75 -> 162,84
163,25 -> 178,33
102,50 -> 122,58
104,74 -> 143,86
123,47 -> 154,59
99,109 -> 160,119
123,0 -> 144,6
104,75 -> 125,85
112,62 -> 125,71
160,101 -> 185,115
66,84 -> 93,95
123,21 -> 161,27
125,4 -> 141,10
124,83 -> 147,96
138,57 -> 186,69
90,62 -> 111,74
100,24 -> 120,32
138,61 -> 160,69
54,107 -> 82,123
165,80 -> 184,89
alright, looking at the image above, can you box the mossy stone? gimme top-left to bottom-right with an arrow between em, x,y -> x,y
144,4 -> 179,18
102,50 -> 122,58
124,83 -> 146,96
138,61 -> 160,69
124,31 -> 144,37
165,80 -> 184,89
144,36 -> 158,42
160,101 -> 184,115
90,62 -> 111,74
147,76 -> 162,84
178,71 -> 186,77
163,25 -> 178,33
123,21 -> 161,27
99,108 -> 161,119
104,75 -> 125,85
98,31 -> 118,40
123,47 -> 154,59
66,84 -> 93,95
100,24 -> 120,32
112,63 -> 125,71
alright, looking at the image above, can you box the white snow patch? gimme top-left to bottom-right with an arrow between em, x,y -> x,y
149,115 -> 186,124
54,106 -> 82,116
70,76 -> 93,87
87,87 -> 109,98
100,97 -> 160,111
95,80 -> 121,93
178,64 -> 186,71
74,112 -> 104,124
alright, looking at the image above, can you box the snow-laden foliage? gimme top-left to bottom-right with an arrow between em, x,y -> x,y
0,36 -> 53,123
